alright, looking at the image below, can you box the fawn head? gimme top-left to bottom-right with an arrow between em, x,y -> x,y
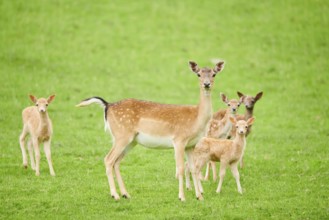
29,95 -> 55,113
230,117 -> 255,135
221,93 -> 244,114
189,61 -> 224,91
237,91 -> 263,110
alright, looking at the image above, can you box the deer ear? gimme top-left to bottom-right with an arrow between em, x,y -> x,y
29,95 -> 37,103
47,95 -> 56,103
189,61 -> 200,75
239,95 -> 245,104
213,61 -> 225,74
237,91 -> 244,98
247,117 -> 255,126
229,116 -> 236,124
255,92 -> 263,102
220,93 -> 228,103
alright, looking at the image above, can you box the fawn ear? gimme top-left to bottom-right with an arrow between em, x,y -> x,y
239,95 -> 245,105
247,117 -> 255,126
229,116 -> 236,124
189,61 -> 200,75
29,95 -> 37,104
47,95 -> 56,104
237,91 -> 244,98
220,93 -> 228,104
213,61 -> 225,74
255,92 -> 263,102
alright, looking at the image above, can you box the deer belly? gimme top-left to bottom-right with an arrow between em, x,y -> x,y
135,133 -> 173,149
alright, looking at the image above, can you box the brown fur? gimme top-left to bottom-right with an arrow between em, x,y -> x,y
208,91 -> 263,169
202,94 -> 244,182
190,117 -> 255,200
76,61 -> 225,201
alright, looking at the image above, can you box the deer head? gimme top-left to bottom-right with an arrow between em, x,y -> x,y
237,91 -> 263,110
221,93 -> 244,114
230,117 -> 255,135
29,95 -> 55,113
189,61 -> 224,91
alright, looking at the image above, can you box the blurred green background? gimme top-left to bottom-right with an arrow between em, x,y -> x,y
0,0 -> 328,219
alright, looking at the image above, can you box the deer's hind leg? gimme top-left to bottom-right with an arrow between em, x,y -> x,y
114,142 -> 135,199
27,139 -> 35,170
19,126 -> 28,168
104,135 -> 135,200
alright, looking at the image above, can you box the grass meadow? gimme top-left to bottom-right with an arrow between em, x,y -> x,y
0,0 -> 328,219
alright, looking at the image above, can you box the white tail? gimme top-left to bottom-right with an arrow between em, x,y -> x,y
76,61 -> 225,201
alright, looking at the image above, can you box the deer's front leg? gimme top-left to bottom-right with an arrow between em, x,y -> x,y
32,138 -> 40,176
44,139 -> 55,176
186,148 -> 204,200
174,141 -> 187,202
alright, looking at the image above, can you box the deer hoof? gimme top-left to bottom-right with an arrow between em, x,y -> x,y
122,194 -> 130,199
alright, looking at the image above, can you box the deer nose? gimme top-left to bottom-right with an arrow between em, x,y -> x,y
232,108 -> 236,112
204,83 -> 210,88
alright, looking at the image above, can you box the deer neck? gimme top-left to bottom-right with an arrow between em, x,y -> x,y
197,88 -> 212,124
233,133 -> 246,156
39,112 -> 50,129
245,107 -> 254,120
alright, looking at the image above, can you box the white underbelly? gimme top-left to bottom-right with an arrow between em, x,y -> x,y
135,133 -> 174,149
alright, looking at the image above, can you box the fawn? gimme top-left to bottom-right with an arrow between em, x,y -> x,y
185,93 -> 244,190
190,117 -> 255,200
19,95 -> 56,176
210,91 -> 263,169
233,91 -> 263,168
203,93 -> 244,181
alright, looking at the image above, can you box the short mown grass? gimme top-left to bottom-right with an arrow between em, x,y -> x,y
0,0 -> 328,219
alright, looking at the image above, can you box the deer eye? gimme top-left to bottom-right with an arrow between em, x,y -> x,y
245,126 -> 248,128
36,104 -> 39,106
197,74 -> 200,77
228,104 -> 231,106
212,74 -> 216,77
236,126 -> 238,128
46,104 -> 48,107
238,104 -> 240,107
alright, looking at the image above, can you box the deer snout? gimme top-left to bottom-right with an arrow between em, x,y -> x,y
39,108 -> 46,113
232,108 -> 236,112
239,130 -> 244,134
204,83 -> 210,88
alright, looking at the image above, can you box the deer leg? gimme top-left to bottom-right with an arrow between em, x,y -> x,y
32,138 -> 40,176
203,162 -> 210,181
184,161 -> 191,190
240,156 -> 244,169
216,163 -> 227,193
211,161 -> 217,181
114,143 -> 134,199
174,141 -> 187,202
27,140 -> 35,170
104,138 -> 132,200
19,128 -> 28,168
231,163 -> 242,194
185,148 -> 203,200
44,139 -> 55,176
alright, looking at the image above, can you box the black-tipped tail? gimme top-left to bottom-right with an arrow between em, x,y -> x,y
76,96 -> 109,108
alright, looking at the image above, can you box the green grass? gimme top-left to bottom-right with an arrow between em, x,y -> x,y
0,0 -> 328,219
